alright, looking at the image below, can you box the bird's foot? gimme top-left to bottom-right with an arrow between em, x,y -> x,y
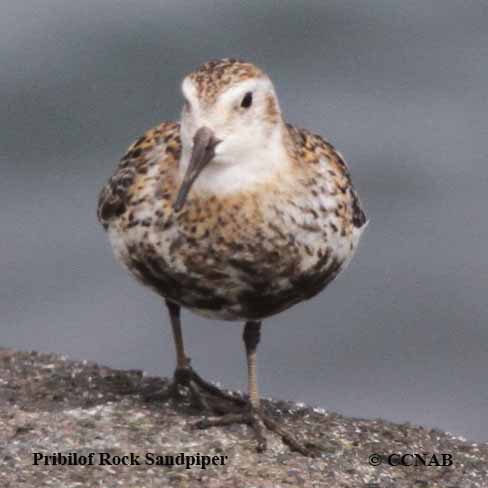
144,362 -> 245,412
196,404 -> 319,457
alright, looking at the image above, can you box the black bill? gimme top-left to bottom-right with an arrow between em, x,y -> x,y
173,127 -> 220,212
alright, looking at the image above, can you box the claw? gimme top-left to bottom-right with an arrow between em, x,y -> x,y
144,366 -> 319,456
196,404 -> 318,456
143,365 -> 244,414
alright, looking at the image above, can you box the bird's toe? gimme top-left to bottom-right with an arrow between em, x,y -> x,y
196,404 -> 318,457
143,365 -> 244,414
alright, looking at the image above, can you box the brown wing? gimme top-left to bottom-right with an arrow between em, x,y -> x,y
97,165 -> 136,230
286,123 -> 367,229
97,122 -> 180,230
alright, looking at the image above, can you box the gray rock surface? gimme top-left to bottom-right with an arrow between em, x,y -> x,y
0,348 -> 486,487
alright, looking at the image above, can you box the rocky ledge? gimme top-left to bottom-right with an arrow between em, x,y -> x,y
0,348 -> 486,487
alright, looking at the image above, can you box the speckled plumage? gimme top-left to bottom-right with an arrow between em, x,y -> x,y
188,58 -> 264,105
98,59 -> 368,454
98,59 -> 367,322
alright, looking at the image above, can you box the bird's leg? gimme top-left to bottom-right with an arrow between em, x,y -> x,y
144,300 -> 244,410
242,320 -> 267,451
197,321 -> 318,456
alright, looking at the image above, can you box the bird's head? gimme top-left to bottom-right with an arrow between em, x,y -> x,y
174,59 -> 287,211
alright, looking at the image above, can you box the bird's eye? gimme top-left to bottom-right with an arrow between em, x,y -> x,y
241,92 -> 253,108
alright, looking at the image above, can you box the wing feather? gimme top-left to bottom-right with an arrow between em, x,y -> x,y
97,122 -> 180,230
286,123 -> 367,228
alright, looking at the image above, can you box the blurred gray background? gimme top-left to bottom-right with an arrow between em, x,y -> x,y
2,1 -> 487,441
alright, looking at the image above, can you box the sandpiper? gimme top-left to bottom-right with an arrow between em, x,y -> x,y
98,58 -> 367,456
